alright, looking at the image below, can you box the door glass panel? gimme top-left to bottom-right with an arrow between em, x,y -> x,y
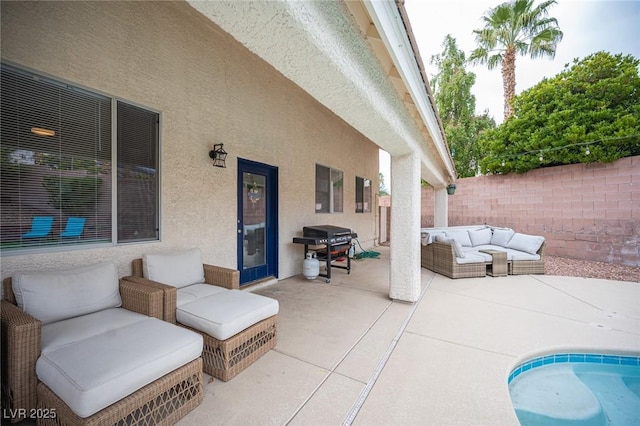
242,172 -> 266,268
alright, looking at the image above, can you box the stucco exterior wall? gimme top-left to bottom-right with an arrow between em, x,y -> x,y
421,156 -> 640,267
0,1 -> 379,280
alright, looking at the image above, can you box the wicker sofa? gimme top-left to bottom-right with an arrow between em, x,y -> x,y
125,248 -> 279,382
1,261 -> 204,425
421,225 -> 545,279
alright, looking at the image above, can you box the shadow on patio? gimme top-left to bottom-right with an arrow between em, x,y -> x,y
177,245 -> 640,425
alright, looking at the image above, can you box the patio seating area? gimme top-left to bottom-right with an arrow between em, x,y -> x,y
420,225 -> 546,279
175,245 -> 639,425
4,245 -> 637,425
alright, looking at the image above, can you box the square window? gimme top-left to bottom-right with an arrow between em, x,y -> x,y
355,176 -> 372,213
316,164 -> 343,213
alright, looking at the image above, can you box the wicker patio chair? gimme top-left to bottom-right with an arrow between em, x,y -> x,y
509,241 -> 546,275
1,277 -> 204,425
428,241 -> 487,279
126,257 -> 278,382
420,243 -> 434,270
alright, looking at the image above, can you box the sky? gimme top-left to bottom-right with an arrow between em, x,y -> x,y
380,0 -> 640,190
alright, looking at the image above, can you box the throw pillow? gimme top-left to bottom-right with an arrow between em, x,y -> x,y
12,262 -> 122,325
507,233 -> 545,255
468,228 -> 493,246
436,235 -> 465,258
143,248 -> 205,288
491,228 -> 515,247
429,231 -> 446,243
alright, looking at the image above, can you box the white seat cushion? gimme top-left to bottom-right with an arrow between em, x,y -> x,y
177,290 -> 279,341
12,262 -> 121,325
176,283 -> 228,307
41,308 -> 146,352
37,309 -> 203,419
463,248 -> 493,262
455,253 -> 487,264
473,246 -> 540,261
504,248 -> 541,261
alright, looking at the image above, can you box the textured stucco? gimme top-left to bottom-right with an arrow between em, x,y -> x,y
187,0 -> 449,186
389,152 -> 421,302
0,1 -> 379,281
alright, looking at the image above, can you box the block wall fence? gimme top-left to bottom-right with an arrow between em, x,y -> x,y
421,156 -> 640,267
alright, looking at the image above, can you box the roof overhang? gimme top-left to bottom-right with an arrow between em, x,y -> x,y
187,0 -> 456,187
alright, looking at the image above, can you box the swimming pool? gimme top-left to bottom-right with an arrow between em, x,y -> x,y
508,353 -> 640,425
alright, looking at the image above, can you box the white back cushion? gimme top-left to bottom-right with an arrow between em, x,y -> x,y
445,230 -> 473,247
491,228 -> 515,247
468,228 -> 493,246
13,262 -> 122,325
143,248 -> 205,288
507,233 -> 545,255
436,235 -> 466,258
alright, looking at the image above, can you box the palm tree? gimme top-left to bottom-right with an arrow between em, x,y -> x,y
469,0 -> 563,121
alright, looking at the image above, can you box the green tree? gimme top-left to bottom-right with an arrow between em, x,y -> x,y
469,0 -> 563,120
43,176 -> 103,215
430,35 -> 496,177
378,172 -> 389,196
479,52 -> 640,174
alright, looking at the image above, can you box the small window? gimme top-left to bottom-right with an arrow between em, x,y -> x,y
315,164 -> 343,213
355,177 -> 372,213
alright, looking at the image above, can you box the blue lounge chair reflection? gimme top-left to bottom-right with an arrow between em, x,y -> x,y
21,216 -> 54,239
60,217 -> 86,238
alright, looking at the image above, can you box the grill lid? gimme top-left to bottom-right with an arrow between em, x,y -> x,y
303,225 -> 352,237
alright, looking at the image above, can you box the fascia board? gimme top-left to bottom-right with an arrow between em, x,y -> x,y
363,0 -> 456,183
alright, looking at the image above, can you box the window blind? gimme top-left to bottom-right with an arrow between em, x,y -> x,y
0,65 -> 159,251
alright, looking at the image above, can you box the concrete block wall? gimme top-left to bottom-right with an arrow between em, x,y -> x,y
421,156 -> 640,267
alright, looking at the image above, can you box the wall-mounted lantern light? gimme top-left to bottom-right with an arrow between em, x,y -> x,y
209,143 -> 227,168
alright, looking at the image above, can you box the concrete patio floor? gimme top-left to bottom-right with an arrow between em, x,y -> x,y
177,245 -> 640,426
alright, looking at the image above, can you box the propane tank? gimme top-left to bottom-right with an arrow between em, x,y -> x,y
303,252 -> 320,280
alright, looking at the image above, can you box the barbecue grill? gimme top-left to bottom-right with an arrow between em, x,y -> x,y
292,225 -> 357,283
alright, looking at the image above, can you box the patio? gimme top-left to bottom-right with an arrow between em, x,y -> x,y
177,245 -> 640,425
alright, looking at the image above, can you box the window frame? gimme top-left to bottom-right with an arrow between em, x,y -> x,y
315,163 -> 343,214
0,63 -> 161,255
355,176 -> 372,213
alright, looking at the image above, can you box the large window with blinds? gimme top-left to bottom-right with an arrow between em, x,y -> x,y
0,65 -> 159,252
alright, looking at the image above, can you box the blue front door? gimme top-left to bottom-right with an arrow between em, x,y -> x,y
237,158 -> 278,285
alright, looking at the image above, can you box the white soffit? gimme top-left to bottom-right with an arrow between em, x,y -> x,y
364,0 -> 456,182
187,0 -> 451,186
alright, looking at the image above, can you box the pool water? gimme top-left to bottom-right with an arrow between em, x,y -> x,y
508,353 -> 640,425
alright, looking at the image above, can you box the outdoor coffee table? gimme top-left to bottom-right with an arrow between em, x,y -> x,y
479,249 -> 508,277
